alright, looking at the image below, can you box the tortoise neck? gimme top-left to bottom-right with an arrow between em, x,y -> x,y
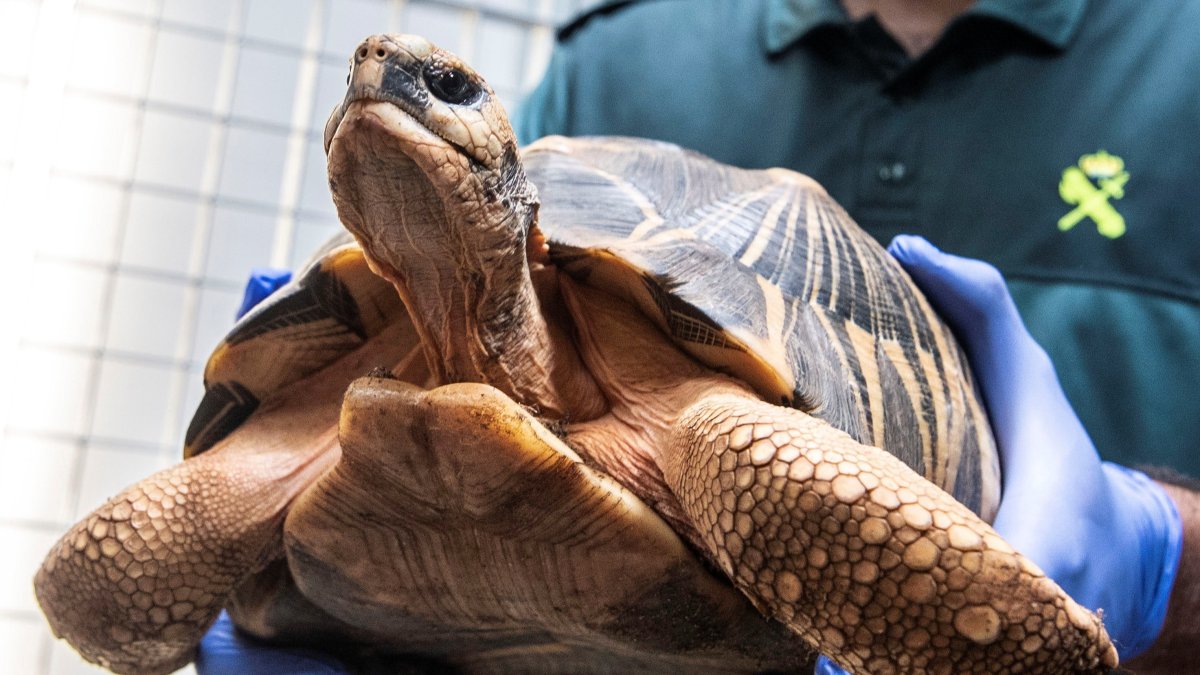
413,247 -> 543,393
389,210 -> 606,421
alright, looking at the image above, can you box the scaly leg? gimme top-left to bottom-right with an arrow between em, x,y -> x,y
34,410 -> 338,675
663,393 -> 1118,675
34,319 -> 417,674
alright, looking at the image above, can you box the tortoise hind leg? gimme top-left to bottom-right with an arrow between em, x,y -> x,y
283,377 -> 812,672
662,393 -> 1118,675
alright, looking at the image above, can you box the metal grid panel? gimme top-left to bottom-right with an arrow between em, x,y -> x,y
0,0 -> 574,671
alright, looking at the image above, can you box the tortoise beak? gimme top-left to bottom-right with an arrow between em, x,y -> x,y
324,34 -> 434,155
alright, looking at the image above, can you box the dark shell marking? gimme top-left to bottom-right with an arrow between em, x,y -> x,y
186,241 -> 401,458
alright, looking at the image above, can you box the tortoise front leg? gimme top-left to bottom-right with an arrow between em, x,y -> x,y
663,393 -> 1118,675
34,414 -> 339,675
34,318 -> 420,674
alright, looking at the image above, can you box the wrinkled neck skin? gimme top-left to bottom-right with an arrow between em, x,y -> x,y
334,131 -> 603,420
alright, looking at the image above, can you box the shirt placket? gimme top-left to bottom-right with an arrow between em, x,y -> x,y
855,99 -> 921,225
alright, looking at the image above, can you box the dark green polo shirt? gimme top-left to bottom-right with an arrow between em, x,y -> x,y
517,0 -> 1200,476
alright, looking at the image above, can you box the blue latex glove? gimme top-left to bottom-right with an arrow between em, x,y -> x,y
198,269 -> 350,674
888,235 -> 1181,659
814,654 -> 846,675
816,237 -> 1182,674
197,611 -> 347,674
235,268 -> 292,320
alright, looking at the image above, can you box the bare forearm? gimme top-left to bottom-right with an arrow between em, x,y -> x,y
1124,474 -> 1200,673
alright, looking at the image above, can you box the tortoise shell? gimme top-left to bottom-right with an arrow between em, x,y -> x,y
189,135 -> 999,521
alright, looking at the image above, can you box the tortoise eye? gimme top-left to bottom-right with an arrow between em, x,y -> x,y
423,64 -> 481,105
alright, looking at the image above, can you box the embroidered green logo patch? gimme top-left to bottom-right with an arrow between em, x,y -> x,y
1058,150 -> 1128,239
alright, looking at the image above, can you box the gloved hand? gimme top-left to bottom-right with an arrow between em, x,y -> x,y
888,235 -> 1181,659
197,611 -> 347,674
813,654 -> 847,675
197,268 -> 350,674
816,237 -> 1182,673
235,267 -> 293,320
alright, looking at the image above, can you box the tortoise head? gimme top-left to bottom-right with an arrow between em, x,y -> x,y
324,34 -> 538,286
322,35 -> 597,414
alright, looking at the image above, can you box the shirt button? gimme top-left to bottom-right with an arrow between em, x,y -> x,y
877,162 -> 908,182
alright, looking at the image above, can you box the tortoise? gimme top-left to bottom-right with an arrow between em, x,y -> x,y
34,33 -> 1118,675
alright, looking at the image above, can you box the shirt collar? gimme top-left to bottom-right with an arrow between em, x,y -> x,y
762,0 -> 845,55
762,0 -> 1088,56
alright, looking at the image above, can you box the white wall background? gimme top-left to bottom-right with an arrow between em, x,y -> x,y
0,0 -> 580,671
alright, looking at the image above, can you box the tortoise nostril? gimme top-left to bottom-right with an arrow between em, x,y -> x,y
375,48 -> 386,59
357,46 -> 368,62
